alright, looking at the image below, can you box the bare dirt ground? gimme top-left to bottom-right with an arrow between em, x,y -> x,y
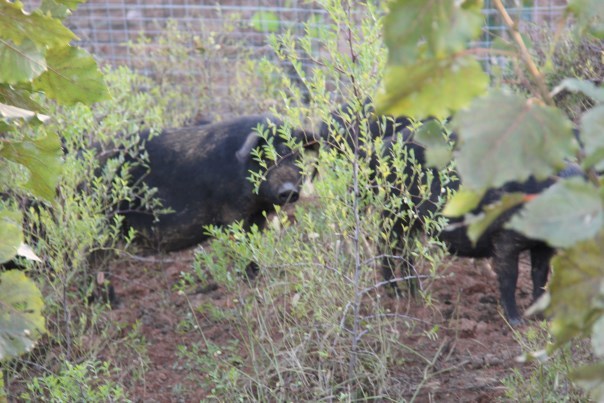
105,236 -> 540,402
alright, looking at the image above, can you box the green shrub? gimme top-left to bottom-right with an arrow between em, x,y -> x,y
2,66 -> 176,396
21,360 -> 130,402
175,1 -> 452,399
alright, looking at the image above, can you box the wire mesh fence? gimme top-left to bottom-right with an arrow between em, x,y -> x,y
22,1 -> 569,116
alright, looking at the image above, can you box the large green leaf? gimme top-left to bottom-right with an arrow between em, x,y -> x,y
0,1 -> 76,48
507,178 -> 603,248
0,84 -> 45,113
580,105 -> 604,171
453,90 -> 577,190
0,131 -> 63,201
0,39 -> 46,84
546,232 -> 604,347
466,193 -> 526,245
568,0 -> 604,39
0,208 -> 23,264
554,78 -> 604,103
32,46 -> 110,105
0,270 -> 45,361
376,56 -> 488,119
384,0 -> 484,64
250,11 -> 280,33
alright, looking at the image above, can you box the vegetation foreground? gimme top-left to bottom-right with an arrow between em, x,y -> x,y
1,0 -> 603,401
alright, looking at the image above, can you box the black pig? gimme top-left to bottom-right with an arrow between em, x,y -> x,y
319,99 -> 413,151
381,131 -> 583,325
123,115 -> 316,251
322,105 -> 579,325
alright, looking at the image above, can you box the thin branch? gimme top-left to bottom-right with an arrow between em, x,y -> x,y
493,0 -> 554,106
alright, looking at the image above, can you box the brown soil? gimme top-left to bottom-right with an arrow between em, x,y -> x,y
104,232 -> 540,402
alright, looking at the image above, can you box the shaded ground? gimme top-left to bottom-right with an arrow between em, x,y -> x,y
105,238 -> 540,402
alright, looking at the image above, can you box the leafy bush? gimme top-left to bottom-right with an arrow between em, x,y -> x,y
2,65 -> 177,396
1,0 -> 108,363
379,0 -> 604,399
173,1 -> 454,399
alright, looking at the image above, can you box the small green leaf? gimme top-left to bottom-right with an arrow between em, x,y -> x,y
376,56 -> 488,119
507,178 -> 603,248
0,208 -> 23,264
0,39 -> 47,84
32,46 -> 110,105
453,90 -> 576,189
384,0 -> 484,63
467,192 -> 526,244
442,187 -> 485,217
0,1 -> 77,48
554,78 -> 604,103
0,270 -> 45,361
0,131 -> 63,201
250,11 -> 280,33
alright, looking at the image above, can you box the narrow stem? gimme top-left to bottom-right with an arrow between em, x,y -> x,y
493,0 -> 554,106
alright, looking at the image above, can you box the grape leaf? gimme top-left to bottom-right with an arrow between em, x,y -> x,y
384,0 -> 484,63
376,56 -> 488,119
453,90 -> 576,190
0,270 -> 45,361
32,46 -> 110,105
0,131 -> 63,201
0,39 -> 46,84
507,178 -> 603,248
0,1 -> 76,48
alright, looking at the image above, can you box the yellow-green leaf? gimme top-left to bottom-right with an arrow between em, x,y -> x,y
0,39 -> 47,84
467,193 -> 525,245
0,131 -> 63,201
250,11 -> 280,33
376,56 -> 488,119
384,0 -> 484,63
442,187 -> 485,217
0,1 -> 76,48
32,46 -> 110,105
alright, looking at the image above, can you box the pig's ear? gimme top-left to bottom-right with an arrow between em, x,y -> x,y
236,132 -> 260,163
